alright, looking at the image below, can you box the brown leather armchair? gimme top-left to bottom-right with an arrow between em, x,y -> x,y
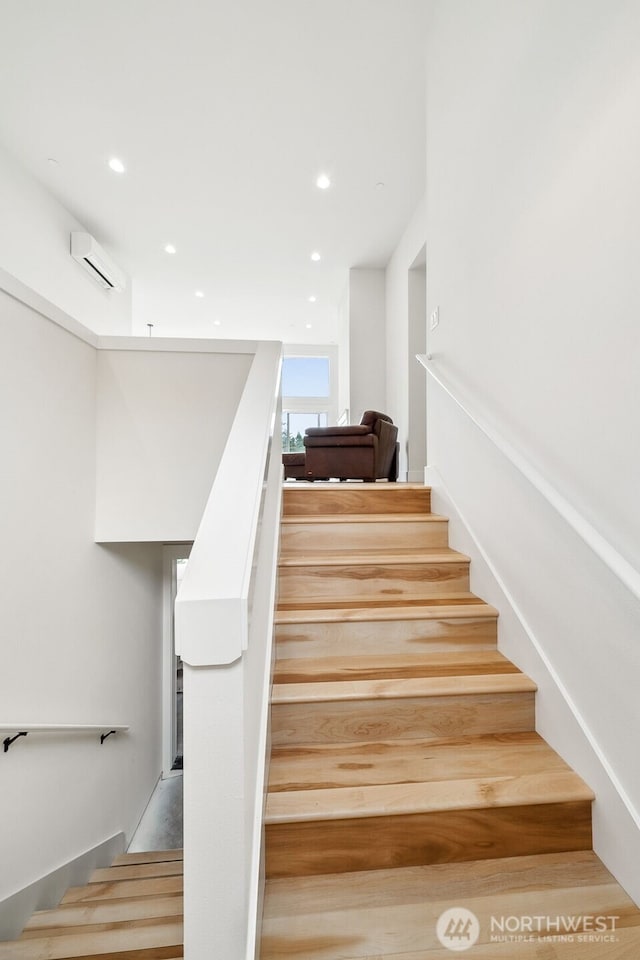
300,410 -> 398,481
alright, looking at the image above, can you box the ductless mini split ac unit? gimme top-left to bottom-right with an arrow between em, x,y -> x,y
70,232 -> 126,292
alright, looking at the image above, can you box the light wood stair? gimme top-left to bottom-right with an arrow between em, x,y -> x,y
0,850 -> 183,959
262,482 -> 640,958
262,852 -> 640,959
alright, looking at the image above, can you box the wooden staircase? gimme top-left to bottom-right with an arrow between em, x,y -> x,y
262,482 -> 640,958
2,482 -> 638,959
0,850 -> 183,960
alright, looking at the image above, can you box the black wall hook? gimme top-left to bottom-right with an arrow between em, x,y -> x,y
3,732 -> 28,753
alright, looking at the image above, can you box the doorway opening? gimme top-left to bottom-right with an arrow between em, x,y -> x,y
162,544 -> 191,777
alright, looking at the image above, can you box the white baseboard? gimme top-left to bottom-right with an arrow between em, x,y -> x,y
0,832 -> 125,940
407,468 -> 425,483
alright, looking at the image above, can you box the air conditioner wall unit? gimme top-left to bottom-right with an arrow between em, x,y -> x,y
70,232 -> 126,292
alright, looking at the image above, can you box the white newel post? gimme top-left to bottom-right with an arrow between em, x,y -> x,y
182,659 -> 247,957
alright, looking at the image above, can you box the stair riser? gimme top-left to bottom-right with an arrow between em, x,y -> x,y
275,616 -> 497,659
271,691 -> 535,745
283,487 -> 431,517
265,801 -> 592,878
277,562 -> 470,601
280,519 -> 448,554
90,861 -> 183,882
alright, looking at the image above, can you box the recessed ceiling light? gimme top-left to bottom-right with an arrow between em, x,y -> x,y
213,320 -> 221,326
305,323 -> 313,329
195,290 -> 204,298
108,157 -> 125,174
375,181 -> 385,190
310,251 -> 321,262
164,244 -> 177,254
316,174 -> 331,190
308,295 -> 317,303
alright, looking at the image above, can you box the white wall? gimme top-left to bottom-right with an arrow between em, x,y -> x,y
385,198 -> 426,478
95,344 -> 253,542
425,0 -> 640,899
0,289 -> 162,906
426,0 -> 640,570
337,281 -> 351,422
348,268 -> 386,422
407,264 -> 426,480
0,143 -> 131,335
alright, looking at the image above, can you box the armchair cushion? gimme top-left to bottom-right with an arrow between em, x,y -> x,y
361,410 -> 393,428
305,425 -> 370,438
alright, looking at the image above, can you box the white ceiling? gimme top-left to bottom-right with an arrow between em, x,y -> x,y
0,0 -> 427,344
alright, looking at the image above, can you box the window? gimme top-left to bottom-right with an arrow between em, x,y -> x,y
282,356 -> 330,398
282,411 -> 328,452
281,348 -> 337,453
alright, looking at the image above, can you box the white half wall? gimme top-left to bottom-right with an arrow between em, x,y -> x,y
0,289 -> 162,908
425,0 -> 640,899
95,344 -> 253,542
0,143 -> 131,335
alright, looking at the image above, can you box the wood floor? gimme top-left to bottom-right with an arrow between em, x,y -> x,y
261,481 -> 640,958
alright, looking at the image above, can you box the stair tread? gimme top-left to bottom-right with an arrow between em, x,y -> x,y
0,916 -> 182,959
262,853 -> 640,960
275,589 -> 496,623
263,850 -> 613,910
62,876 -> 183,904
19,916 -> 183,943
354,933 -> 640,960
268,731 -> 571,792
266,768 -> 593,824
24,895 -> 183,932
281,512 -> 446,525
275,599 -> 497,624
272,671 -> 537,704
274,650 -> 517,683
279,547 -> 469,566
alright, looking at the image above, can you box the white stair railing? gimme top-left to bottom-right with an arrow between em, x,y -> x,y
175,340 -> 282,960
